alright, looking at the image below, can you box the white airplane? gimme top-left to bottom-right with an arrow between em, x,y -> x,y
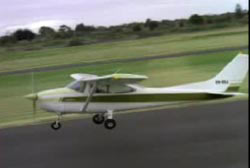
25,53 -> 248,130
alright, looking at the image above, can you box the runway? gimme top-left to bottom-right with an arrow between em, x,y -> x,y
0,100 -> 248,168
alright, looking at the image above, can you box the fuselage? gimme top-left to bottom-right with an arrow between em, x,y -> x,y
36,84 -> 231,114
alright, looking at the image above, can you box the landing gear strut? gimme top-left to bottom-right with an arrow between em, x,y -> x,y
51,113 -> 62,130
104,110 -> 116,130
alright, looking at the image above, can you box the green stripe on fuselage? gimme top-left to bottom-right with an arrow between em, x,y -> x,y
62,93 -> 232,103
226,86 -> 240,92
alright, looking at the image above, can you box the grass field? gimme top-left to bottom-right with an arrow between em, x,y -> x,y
0,26 -> 248,128
0,26 -> 248,73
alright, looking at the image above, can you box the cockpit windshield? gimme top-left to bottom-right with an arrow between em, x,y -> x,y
66,81 -> 86,92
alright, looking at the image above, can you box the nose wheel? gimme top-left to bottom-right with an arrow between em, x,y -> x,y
51,121 -> 61,130
51,113 -> 62,130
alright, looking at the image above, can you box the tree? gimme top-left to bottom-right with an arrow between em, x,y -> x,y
84,25 -> 96,32
235,4 -> 244,18
133,24 -> 142,32
39,26 -> 56,39
57,25 -> 73,38
75,23 -> 96,33
145,18 -> 151,27
59,25 -> 72,33
148,21 -> 159,31
75,23 -> 85,32
189,14 -> 204,25
144,19 -> 159,31
13,29 -> 36,41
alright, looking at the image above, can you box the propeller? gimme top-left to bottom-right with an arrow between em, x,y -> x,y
25,72 -> 38,121
31,72 -> 38,121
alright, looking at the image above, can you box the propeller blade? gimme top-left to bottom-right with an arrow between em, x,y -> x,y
32,99 -> 37,120
24,72 -> 38,122
32,72 -> 35,94
31,72 -> 37,121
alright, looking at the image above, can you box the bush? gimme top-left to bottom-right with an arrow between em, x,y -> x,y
214,15 -> 232,23
133,24 -> 142,32
67,39 -> 83,47
239,15 -> 249,24
179,22 -> 185,27
42,40 -> 66,48
0,35 -> 17,46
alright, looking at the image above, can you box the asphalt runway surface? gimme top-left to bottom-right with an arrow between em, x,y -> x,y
0,46 -> 248,76
0,100 -> 248,168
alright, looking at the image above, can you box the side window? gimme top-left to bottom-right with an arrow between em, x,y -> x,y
79,82 -> 86,92
110,85 -> 134,93
95,84 -> 134,94
95,85 -> 109,93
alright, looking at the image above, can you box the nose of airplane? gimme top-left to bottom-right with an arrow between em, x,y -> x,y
24,93 -> 38,101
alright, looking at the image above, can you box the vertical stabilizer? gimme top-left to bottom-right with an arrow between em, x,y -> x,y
170,53 -> 249,93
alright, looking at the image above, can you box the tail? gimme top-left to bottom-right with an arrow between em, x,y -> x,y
211,53 -> 248,92
172,53 -> 249,93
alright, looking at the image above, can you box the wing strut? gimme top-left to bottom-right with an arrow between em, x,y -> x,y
81,82 -> 96,112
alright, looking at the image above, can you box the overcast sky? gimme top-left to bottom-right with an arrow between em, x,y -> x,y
0,0 -> 248,35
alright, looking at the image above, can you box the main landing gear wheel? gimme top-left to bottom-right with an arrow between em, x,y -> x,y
93,114 -> 105,124
51,121 -> 61,130
104,119 -> 116,130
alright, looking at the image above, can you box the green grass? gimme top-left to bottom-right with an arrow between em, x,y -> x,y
0,26 -> 248,72
0,50 -> 248,128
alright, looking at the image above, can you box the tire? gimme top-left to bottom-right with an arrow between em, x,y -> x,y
51,122 -> 61,130
104,119 -> 116,130
92,114 -> 105,124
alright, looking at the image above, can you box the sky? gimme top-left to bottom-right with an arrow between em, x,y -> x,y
0,0 -> 248,35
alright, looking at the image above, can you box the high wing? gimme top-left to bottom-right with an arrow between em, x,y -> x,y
70,73 -> 98,81
70,73 -> 148,85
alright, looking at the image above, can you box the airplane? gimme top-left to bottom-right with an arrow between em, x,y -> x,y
25,53 -> 249,130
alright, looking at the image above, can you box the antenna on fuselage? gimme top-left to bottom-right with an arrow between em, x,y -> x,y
114,69 -> 121,74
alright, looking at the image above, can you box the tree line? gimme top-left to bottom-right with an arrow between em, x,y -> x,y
0,4 -> 248,46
